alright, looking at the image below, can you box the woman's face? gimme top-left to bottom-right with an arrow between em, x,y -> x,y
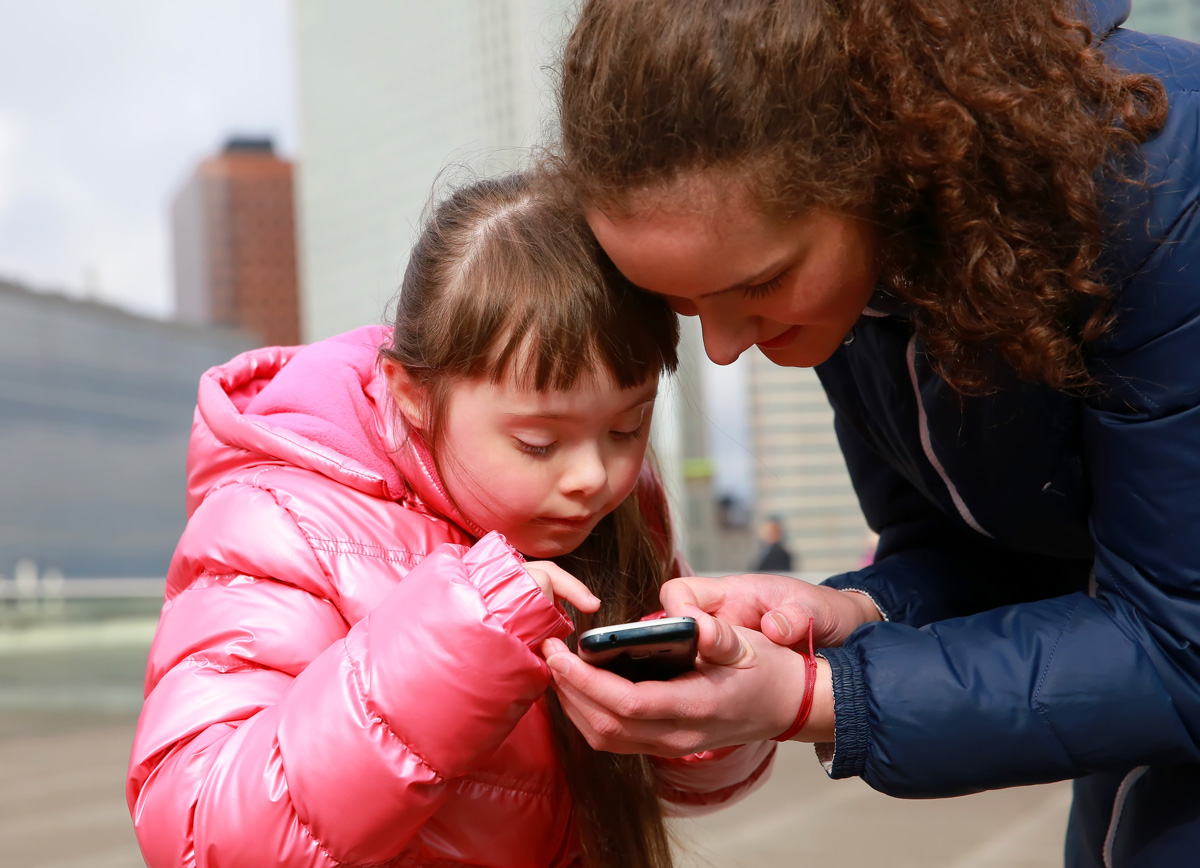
587,179 -> 881,367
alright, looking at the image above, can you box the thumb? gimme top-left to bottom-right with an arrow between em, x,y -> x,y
695,613 -> 746,665
761,601 -> 815,647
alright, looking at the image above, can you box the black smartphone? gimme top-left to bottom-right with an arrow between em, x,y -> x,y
577,616 -> 698,682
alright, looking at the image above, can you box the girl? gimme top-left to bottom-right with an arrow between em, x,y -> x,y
541,1 -> 1200,865
126,174 -> 774,868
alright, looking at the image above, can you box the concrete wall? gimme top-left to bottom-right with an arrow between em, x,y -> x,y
0,281 -> 254,578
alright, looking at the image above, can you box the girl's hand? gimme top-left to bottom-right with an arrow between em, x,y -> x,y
541,623 -> 834,755
659,573 -> 880,655
526,561 -> 601,613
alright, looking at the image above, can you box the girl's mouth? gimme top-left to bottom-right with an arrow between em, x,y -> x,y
540,514 -> 594,528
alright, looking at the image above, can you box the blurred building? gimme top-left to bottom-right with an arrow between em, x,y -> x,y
744,349 -> 868,574
0,278 -> 254,579
172,137 -> 301,347
1128,0 -> 1200,40
292,0 -> 571,341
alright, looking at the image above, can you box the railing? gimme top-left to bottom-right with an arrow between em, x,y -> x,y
0,563 -> 165,630
0,576 -> 166,601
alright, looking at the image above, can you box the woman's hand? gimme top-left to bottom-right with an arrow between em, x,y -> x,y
660,573 -> 880,653
525,561 -> 601,614
542,623 -> 833,756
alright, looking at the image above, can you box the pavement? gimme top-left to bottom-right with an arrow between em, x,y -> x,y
0,618 -> 1074,868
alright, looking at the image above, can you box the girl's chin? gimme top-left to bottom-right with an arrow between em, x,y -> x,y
511,528 -> 593,560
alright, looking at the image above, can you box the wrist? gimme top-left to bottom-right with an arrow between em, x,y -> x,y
841,588 -> 885,625
797,657 -> 835,742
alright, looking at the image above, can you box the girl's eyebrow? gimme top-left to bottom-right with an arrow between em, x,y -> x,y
502,388 -> 659,422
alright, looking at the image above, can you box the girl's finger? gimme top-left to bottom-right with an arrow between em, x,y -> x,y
528,561 -> 601,612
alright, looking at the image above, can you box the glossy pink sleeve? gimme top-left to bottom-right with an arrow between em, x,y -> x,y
128,523 -> 571,868
654,742 -> 776,817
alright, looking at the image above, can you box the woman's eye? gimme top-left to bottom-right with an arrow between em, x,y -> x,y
741,272 -> 786,299
516,439 -> 555,457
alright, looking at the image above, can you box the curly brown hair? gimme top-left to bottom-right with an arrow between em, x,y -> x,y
554,0 -> 1168,393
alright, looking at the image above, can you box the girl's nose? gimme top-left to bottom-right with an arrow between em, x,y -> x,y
561,444 -> 608,497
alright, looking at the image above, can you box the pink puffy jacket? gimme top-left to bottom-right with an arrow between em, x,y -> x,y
127,326 -> 774,868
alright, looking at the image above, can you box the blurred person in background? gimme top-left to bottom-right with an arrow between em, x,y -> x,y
749,516 -> 795,573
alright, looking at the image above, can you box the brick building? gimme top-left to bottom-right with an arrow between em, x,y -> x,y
172,137 -> 301,347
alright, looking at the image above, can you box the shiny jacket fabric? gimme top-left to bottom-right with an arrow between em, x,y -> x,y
126,326 -> 774,868
814,4 -> 1200,865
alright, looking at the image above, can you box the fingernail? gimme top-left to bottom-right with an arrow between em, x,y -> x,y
546,654 -> 569,675
769,612 -> 792,639
709,615 -> 722,648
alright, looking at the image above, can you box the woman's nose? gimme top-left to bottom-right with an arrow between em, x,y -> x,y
699,312 -> 755,365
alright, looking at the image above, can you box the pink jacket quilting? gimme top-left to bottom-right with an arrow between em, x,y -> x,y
127,326 -> 774,868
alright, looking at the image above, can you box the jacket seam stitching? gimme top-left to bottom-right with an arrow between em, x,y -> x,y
1093,357 -> 1163,413
1031,599 -> 1080,754
452,775 -> 556,801
307,537 -> 423,566
261,484 -> 339,591
341,640 -> 445,783
289,800 -> 351,867
232,414 -> 384,487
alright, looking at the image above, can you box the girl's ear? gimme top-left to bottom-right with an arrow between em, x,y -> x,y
382,359 -> 427,430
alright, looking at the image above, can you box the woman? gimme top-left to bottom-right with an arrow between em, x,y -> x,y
538,0 -> 1200,865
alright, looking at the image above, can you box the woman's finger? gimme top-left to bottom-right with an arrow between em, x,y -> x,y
694,613 -> 748,666
659,576 -> 725,619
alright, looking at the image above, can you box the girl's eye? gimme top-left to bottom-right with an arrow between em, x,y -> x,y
741,272 -> 786,299
516,439 -> 555,457
612,423 -> 647,443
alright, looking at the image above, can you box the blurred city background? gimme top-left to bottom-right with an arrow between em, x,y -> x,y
1,2 -> 1195,865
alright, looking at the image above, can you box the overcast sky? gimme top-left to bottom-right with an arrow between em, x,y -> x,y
0,0 -> 296,318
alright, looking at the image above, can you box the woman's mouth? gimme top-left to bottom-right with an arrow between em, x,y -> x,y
756,325 -> 802,350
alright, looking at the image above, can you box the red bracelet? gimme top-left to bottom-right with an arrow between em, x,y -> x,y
772,618 -> 817,742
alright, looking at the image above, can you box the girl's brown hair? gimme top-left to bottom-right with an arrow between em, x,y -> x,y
554,0 -> 1168,394
379,173 -> 680,868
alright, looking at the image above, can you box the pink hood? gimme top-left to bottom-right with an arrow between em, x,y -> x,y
185,324 -> 484,537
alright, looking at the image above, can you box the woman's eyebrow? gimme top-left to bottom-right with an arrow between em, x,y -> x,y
699,258 -> 791,298
634,258 -> 790,299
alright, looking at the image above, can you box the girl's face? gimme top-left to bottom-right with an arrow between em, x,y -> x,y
587,177 -> 881,368
436,370 -> 658,559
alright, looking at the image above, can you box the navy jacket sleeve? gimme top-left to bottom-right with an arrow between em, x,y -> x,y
819,33 -> 1200,796
822,414 -> 1090,628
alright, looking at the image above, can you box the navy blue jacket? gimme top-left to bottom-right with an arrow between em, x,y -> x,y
815,3 -> 1200,864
